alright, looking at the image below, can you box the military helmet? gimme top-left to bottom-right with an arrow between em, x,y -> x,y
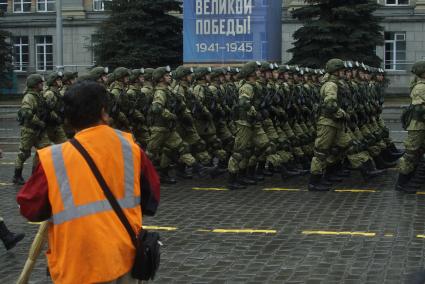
226,66 -> 238,74
113,67 -> 131,80
141,68 -> 154,81
89,66 -> 109,80
152,66 -> 171,82
62,71 -> 78,82
46,71 -> 63,86
325,58 -> 345,74
238,61 -> 261,79
129,68 -> 143,82
259,61 -> 273,72
412,61 -> 425,76
278,65 -> 290,73
209,67 -> 225,79
173,66 -> 194,80
193,67 -> 212,79
106,73 -> 116,85
26,74 -> 45,88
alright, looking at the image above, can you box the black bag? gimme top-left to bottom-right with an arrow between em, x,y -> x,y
70,138 -> 161,281
401,105 -> 413,130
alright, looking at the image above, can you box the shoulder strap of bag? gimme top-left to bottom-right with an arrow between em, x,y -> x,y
70,138 -> 137,246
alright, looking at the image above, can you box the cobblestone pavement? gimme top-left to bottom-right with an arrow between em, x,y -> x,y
2,111 -> 425,283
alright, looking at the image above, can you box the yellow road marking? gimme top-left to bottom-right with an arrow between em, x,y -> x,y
28,222 -> 43,225
0,182 -> 13,186
200,228 -> 277,234
334,189 -> 377,193
384,234 -> 394,237
302,230 -> 376,237
417,235 -> 425,238
192,187 -> 228,191
143,226 -> 177,231
263,188 -> 301,192
416,192 -> 425,195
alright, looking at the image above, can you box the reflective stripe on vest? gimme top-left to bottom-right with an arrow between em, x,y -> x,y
50,130 -> 139,225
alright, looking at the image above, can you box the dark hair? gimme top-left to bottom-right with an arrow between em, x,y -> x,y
63,81 -> 109,129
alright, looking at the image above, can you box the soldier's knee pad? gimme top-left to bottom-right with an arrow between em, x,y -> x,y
231,152 -> 243,162
313,148 -> 328,161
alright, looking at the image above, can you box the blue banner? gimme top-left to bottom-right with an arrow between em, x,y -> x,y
183,0 -> 282,63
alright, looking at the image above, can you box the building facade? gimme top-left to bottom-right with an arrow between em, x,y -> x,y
0,0 -> 108,93
284,0 -> 425,95
1,0 -> 425,95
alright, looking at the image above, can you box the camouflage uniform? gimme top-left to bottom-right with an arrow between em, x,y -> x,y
13,74 -> 50,184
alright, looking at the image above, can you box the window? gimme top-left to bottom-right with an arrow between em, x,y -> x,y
37,0 -> 55,12
384,32 -> 406,71
0,0 -> 8,13
13,0 -> 31,12
35,36 -> 53,71
93,0 -> 107,11
385,0 -> 409,5
12,36 -> 29,71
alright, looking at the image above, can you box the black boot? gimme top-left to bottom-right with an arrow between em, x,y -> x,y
160,168 -> 177,184
281,164 -> 300,179
12,168 -> 25,185
382,148 -> 403,162
227,173 -> 246,190
324,164 -> 343,183
388,142 -> 404,155
248,166 -> 264,182
395,172 -> 419,193
334,161 -> 350,178
192,162 -> 216,178
176,163 -> 193,179
302,157 -> 311,173
0,221 -> 25,250
374,154 -> 397,169
308,174 -> 331,192
239,168 -> 256,185
359,160 -> 385,181
258,161 -> 273,177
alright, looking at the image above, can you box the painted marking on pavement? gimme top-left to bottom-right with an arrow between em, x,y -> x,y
192,187 -> 228,191
28,222 -> 43,225
0,162 -> 27,165
302,230 -> 376,237
143,226 -> 177,231
416,192 -> 425,195
0,182 -> 13,186
263,188 -> 302,192
384,234 -> 394,237
416,234 -> 425,239
200,228 -> 277,234
334,189 -> 377,193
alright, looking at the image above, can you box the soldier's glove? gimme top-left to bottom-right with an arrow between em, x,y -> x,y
163,110 -> 177,122
31,115 -> 46,129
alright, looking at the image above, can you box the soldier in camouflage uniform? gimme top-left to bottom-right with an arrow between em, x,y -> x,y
309,59 -> 383,192
147,66 -> 213,184
223,67 -> 239,135
109,67 -> 131,131
13,74 -> 51,184
60,71 -> 79,138
138,68 -> 155,148
43,71 -> 67,144
172,66 -> 216,169
396,61 -> 425,193
192,67 -> 228,168
227,61 -> 275,189
125,69 -> 146,146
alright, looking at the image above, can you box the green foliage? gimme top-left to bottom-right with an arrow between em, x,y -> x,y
288,0 -> 384,68
92,0 -> 182,69
0,14 -> 13,88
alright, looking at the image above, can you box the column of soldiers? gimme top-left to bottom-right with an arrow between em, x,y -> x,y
13,59 -> 406,193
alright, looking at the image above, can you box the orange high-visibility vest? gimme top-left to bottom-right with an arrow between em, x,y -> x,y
38,125 -> 142,284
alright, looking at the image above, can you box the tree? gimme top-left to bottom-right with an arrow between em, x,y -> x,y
0,12 -> 13,88
288,0 -> 384,68
92,0 -> 182,69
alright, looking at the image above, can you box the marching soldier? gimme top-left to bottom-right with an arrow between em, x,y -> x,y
309,59 -> 383,192
13,74 -> 51,184
109,67 -> 132,131
43,71 -> 67,144
147,66 -> 214,183
396,61 -> 425,193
